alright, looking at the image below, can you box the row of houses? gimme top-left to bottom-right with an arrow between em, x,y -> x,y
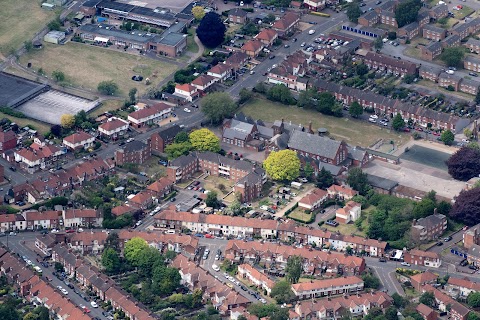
0,208 -> 102,232
51,244 -> 155,320
420,66 -> 480,95
0,247 -> 93,320
313,78 -> 469,132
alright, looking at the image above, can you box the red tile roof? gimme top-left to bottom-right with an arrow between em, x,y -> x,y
299,188 -> 328,206
176,83 -> 197,93
241,39 -> 263,52
0,130 -> 16,143
24,210 -> 61,221
128,103 -> 171,121
111,205 -> 135,217
99,118 -> 129,132
146,177 -> 174,193
64,209 -> 97,219
292,276 -> 363,293
272,12 -> 299,31
255,29 -> 278,42
63,132 -> 94,144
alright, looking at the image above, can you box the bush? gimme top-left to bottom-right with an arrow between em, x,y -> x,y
0,107 -> 26,118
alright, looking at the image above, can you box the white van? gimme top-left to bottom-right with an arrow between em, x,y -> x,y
165,230 -> 176,234
308,29 -> 315,35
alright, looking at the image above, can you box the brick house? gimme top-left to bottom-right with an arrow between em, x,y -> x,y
403,249 -> 441,268
0,130 -> 17,152
174,83 -> 199,102
63,209 -> 101,228
429,4 -> 449,20
421,41 -> 443,61
115,139 -> 152,165
127,103 -> 172,128
417,303 -> 438,320
410,271 -> 438,291
422,285 -> 471,320
241,39 -> 264,58
23,210 -> 61,230
447,277 -> 480,298
459,78 -> 480,96
272,12 -> 300,37
438,73 -> 461,91
464,55 -> 480,72
98,117 -> 129,140
128,191 -> 153,210
207,63 -> 232,82
237,264 -> 275,296
362,51 -> 417,76
423,25 -> 446,41
228,8 -> 248,24
298,188 -> 328,211
150,124 -> 182,153
291,276 -> 364,300
358,11 -> 379,27
411,213 -> 447,242
442,34 -> 461,49
398,22 -> 420,40
465,38 -> 480,54
191,74 -> 216,93
63,132 -> 95,150
255,28 -> 278,47
419,66 -> 441,82
146,177 -> 174,198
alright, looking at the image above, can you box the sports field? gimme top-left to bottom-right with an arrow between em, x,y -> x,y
20,42 -> 178,97
0,0 -> 57,58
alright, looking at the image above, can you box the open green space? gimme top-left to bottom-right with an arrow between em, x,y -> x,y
19,42 -> 178,97
240,98 -> 409,148
288,207 -> 313,223
0,0 -> 58,58
186,28 -> 199,53
89,99 -> 124,118
455,6 -> 475,20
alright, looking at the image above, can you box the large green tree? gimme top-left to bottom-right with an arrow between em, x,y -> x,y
102,248 -> 121,274
270,280 -> 295,304
392,113 -> 405,131
441,130 -> 455,145
395,0 -> 422,27
267,84 -> 295,105
285,255 -> 302,284
347,2 -> 362,23
440,47 -> 465,68
196,12 -> 226,48
468,292 -> 480,308
346,167 -> 371,195
316,167 -> 334,189
263,150 -> 301,181
189,128 -> 220,152
349,101 -> 363,118
98,80 -> 119,95
124,237 -> 148,265
202,92 -> 237,124
419,291 -> 435,307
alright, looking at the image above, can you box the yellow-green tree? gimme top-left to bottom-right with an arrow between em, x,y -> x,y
263,150 -> 301,181
189,128 -> 220,152
124,237 -> 148,265
192,6 -> 206,20
60,114 -> 75,129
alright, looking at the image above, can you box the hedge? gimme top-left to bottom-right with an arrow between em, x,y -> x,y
284,202 -> 298,216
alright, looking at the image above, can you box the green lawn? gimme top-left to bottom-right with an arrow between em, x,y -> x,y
0,0 -> 58,58
455,6 -> 475,20
288,208 -> 313,223
186,28 -> 199,53
19,42 -> 178,97
89,99 -> 124,117
241,98 -> 409,148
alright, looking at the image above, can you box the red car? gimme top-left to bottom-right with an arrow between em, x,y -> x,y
433,132 -> 440,136
66,229 -> 75,233
415,127 -> 423,132
403,128 -> 411,132
205,234 -> 213,239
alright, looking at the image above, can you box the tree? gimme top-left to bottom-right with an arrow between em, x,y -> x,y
124,237 -> 148,265
54,262 -> 64,272
263,150 -> 301,181
476,91 -> 480,105
388,31 -> 397,40
347,2 -> 362,23
206,191 -> 220,208
298,88 -> 318,110
102,248 -> 121,274
395,0 -> 421,27
385,306 -> 399,320
202,92 -> 237,124
356,63 -> 369,77
52,70 -> 65,82
392,113 -> 405,131
152,265 -> 181,295
0,304 -> 19,320
316,92 -> 336,115
128,88 -> 137,104
239,88 -> 253,104
248,304 -> 288,320
468,292 -> 480,308
47,19 -> 61,31
316,167 -> 334,189
450,188 -> 480,225
270,280 -> 294,304
97,80 -> 119,95
60,114 -> 75,129
440,47 -> 465,68
24,40 -> 33,53
165,142 -> 192,159
346,167 -> 371,196
374,37 -> 384,51
32,307 -> 49,320
304,163 -> 314,180
447,147 -> 480,180
196,12 -> 226,48
441,130 -> 455,145
391,292 -> 407,308
267,84 -> 295,105
464,128 -> 473,140
286,255 -> 302,284
349,101 -> 363,118
191,6 -> 206,20
189,128 -> 220,152
137,246 -> 163,277
105,232 -> 120,251
362,273 -> 381,289
174,131 -> 189,143
50,124 -> 62,137
419,291 -> 435,307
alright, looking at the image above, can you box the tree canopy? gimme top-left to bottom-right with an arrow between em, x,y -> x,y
316,167 -> 334,189
267,84 -> 296,105
346,167 -> 371,196
102,248 -> 121,274
191,6 -> 205,20
395,0 -> 422,27
124,237 -> 148,265
392,113 -> 405,131
202,92 -> 237,124
347,2 -> 362,23
60,114 -> 75,129
298,90 -> 342,116
189,128 -> 220,152
440,130 -> 455,145
349,101 -> 363,118
440,47 -> 465,68
419,291 -> 435,307
446,147 -> 480,181
468,292 -> 480,308
449,188 -> 480,225
98,80 -> 119,95
196,12 -> 226,48
270,280 -> 295,304
263,150 -> 301,181
286,255 -> 302,284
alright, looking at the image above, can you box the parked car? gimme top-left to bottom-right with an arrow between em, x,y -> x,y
325,220 -> 339,227
379,257 -> 387,262
401,262 -> 410,267
444,236 -> 452,242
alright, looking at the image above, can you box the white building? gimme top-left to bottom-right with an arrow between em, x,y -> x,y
63,132 -> 95,150
336,201 -> 361,223
98,117 -> 129,139
291,276 -> 364,300
128,103 -> 172,128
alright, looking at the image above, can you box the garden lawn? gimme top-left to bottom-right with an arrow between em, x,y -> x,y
0,0 -> 58,58
89,99 -> 124,117
19,42 -> 178,97
288,208 -> 313,223
241,98 -> 408,148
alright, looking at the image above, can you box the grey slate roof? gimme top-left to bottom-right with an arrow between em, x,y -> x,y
425,41 -> 442,52
423,24 -> 445,34
229,119 -> 255,134
122,140 -> 148,153
257,125 -> 274,139
288,130 -> 342,160
157,124 -> 182,141
223,127 -> 249,140
347,146 -> 367,162
169,154 -> 196,167
366,174 -> 398,191
466,38 -> 480,47
416,213 -> 446,229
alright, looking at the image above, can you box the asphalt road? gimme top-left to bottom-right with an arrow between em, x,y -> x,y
0,232 -> 108,320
